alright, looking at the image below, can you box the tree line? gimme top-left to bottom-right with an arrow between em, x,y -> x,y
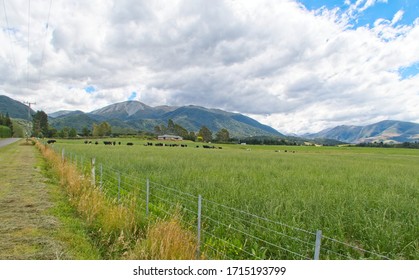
0,112 -> 13,138
154,119 -> 231,142
31,112 -> 231,143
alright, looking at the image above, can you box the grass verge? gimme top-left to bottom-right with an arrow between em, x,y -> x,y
36,141 -> 197,259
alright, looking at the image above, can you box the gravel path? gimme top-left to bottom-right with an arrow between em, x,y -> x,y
0,138 -> 21,148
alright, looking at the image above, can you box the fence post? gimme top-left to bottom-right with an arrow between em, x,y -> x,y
196,195 -> 202,260
61,148 -> 65,162
100,163 -> 103,191
314,230 -> 322,260
118,173 -> 121,203
146,178 -> 150,217
91,158 -> 96,187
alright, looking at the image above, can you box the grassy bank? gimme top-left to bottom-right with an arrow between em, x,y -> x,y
36,141 -> 197,259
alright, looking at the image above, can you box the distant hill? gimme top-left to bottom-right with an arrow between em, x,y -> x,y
50,101 -> 284,138
305,120 -> 419,143
0,95 -> 35,120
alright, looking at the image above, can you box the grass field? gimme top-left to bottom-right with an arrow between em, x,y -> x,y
48,138 -> 419,259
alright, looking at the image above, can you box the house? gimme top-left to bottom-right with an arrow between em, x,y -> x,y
157,134 -> 183,141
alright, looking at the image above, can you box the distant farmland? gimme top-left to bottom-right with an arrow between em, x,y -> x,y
49,139 -> 419,259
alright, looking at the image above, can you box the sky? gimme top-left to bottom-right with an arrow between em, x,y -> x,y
1,0 -> 418,134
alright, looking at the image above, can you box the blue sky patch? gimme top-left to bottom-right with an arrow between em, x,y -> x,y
128,91 -> 137,101
299,0 -> 419,28
84,85 -> 96,93
399,63 -> 419,79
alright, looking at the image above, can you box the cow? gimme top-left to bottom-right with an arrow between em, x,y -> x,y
127,142 -> 134,146
47,139 -> 56,144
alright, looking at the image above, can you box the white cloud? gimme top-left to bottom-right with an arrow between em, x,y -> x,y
1,0 -> 419,134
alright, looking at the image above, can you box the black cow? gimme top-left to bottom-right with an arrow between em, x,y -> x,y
47,139 -> 56,144
127,142 -> 134,146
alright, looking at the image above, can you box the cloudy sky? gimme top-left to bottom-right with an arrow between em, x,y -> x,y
1,0 -> 418,134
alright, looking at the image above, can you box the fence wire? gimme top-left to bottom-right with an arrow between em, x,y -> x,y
53,147 -> 391,260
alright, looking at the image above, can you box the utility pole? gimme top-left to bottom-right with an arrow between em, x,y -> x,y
23,101 -> 36,141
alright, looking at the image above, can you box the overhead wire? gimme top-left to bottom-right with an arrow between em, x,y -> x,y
2,0 -> 18,81
37,0 -> 53,83
26,0 -> 31,91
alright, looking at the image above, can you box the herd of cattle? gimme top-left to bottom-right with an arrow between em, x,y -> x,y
46,140 -> 222,149
45,140 -> 297,153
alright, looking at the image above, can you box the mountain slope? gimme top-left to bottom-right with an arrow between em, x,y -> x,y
90,101 -> 176,120
161,105 -> 283,137
0,95 -> 35,120
50,101 -> 283,137
306,120 -> 419,143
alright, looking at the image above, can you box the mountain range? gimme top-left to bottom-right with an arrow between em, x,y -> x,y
49,100 -> 283,138
1,94 -> 419,143
305,120 -> 419,143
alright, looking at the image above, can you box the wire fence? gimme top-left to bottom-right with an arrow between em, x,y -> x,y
54,146 -> 390,260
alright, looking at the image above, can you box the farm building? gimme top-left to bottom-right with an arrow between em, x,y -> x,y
157,134 -> 183,141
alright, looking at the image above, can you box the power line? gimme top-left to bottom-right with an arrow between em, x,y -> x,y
2,0 -> 18,80
26,0 -> 31,90
23,100 -> 36,140
37,0 -> 53,83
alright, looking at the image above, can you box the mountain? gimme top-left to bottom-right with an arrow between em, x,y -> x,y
0,95 -> 35,120
306,120 -> 419,143
50,101 -> 284,138
49,110 -> 85,118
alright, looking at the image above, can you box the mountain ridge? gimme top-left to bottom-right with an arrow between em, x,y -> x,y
305,120 -> 419,143
48,100 -> 284,138
0,95 -> 35,120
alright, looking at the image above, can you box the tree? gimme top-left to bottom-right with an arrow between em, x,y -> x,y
82,126 -> 90,137
32,111 -> 48,137
92,122 -> 112,137
59,127 -> 69,138
174,124 -> 189,139
154,125 -> 162,135
69,128 -> 77,138
167,119 -> 176,133
198,126 -> 212,142
0,125 -> 12,138
186,131 -> 196,141
215,128 -> 230,143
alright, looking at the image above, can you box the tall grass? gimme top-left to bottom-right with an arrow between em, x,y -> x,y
48,139 -> 419,259
36,142 -> 197,259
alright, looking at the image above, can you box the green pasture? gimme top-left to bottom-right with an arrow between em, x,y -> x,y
49,138 -> 419,259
